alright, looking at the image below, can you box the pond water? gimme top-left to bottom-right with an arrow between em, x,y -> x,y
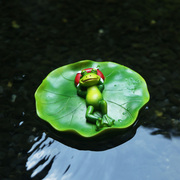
1,0 -> 180,179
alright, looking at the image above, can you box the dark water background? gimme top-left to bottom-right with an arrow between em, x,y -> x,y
1,0 -> 180,179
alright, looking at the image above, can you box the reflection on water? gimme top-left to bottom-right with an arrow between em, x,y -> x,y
26,127 -> 180,180
26,133 -> 58,178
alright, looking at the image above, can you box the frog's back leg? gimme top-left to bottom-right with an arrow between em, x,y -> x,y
99,99 -> 107,115
86,105 -> 101,124
99,100 -> 115,126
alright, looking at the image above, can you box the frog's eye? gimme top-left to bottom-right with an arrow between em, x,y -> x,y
81,70 -> 87,77
91,68 -> 97,74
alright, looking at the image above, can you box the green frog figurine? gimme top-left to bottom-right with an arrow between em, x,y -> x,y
76,68 -> 115,130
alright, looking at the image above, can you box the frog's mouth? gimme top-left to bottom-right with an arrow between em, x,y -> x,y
82,78 -> 98,83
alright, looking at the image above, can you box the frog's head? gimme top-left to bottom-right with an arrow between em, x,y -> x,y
79,68 -> 100,87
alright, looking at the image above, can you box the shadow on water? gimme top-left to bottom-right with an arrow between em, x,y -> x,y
38,114 -> 143,151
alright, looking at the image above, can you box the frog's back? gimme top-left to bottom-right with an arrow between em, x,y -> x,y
86,86 -> 103,109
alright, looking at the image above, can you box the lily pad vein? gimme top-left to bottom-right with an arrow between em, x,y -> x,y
61,73 -> 74,82
43,89 -> 76,97
107,100 -> 133,118
53,102 -> 84,121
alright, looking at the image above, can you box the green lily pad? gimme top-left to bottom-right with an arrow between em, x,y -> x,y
35,60 -> 150,137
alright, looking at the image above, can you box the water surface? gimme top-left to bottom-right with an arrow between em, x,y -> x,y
26,127 -> 180,180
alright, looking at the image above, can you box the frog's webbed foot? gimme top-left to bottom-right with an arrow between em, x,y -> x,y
96,118 -> 103,131
96,115 -> 115,131
102,114 -> 115,127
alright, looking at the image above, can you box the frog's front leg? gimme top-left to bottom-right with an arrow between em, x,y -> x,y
77,84 -> 86,98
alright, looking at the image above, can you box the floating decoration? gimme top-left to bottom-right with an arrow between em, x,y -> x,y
35,60 -> 150,138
